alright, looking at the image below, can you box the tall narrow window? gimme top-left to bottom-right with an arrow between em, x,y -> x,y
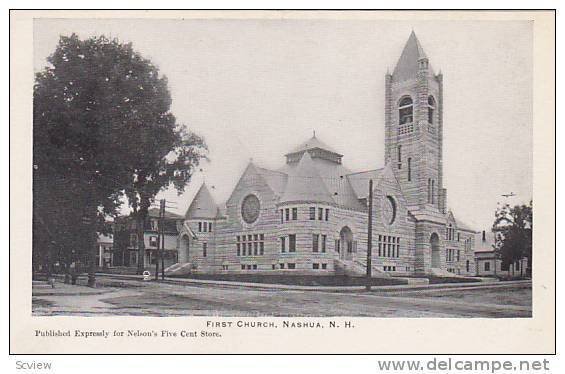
292,208 -> 297,220
285,208 -> 290,221
431,180 -> 435,204
309,207 -> 315,220
397,145 -> 402,169
325,209 -> 329,221
289,234 -> 296,252
280,237 -> 286,253
321,234 -> 327,252
318,208 -> 323,220
407,157 -> 412,181
398,96 -> 413,124
428,96 -> 435,124
427,179 -> 431,203
198,222 -> 202,232
312,234 -> 319,252
202,242 -> 207,257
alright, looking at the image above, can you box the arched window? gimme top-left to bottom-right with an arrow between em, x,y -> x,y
398,96 -> 413,125
428,96 -> 436,124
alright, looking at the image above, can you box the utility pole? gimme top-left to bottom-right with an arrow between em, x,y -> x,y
154,200 -> 161,280
160,199 -> 166,280
366,179 -> 373,291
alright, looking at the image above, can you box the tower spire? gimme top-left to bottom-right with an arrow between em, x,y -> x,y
392,31 -> 432,81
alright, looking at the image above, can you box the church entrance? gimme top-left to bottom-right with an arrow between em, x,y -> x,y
339,226 -> 354,261
430,233 -> 441,268
179,234 -> 190,263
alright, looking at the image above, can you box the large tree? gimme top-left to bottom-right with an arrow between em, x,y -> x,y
33,34 -> 205,285
124,126 -> 206,275
492,201 -> 533,276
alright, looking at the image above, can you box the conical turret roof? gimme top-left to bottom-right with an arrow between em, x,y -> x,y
279,151 -> 335,204
185,183 -> 219,219
392,31 -> 433,81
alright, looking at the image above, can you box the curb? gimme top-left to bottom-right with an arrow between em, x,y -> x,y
95,273 -> 531,293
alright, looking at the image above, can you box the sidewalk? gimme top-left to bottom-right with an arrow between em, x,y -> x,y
32,280 -> 111,297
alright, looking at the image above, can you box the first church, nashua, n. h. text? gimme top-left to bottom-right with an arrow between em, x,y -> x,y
172,32 -> 478,278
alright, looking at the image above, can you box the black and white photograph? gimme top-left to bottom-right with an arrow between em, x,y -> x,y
9,9 -> 555,355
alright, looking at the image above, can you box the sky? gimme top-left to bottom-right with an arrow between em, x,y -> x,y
34,17 -> 533,230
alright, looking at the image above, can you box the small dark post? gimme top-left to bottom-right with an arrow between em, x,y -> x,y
366,179 -> 374,291
160,199 -> 166,280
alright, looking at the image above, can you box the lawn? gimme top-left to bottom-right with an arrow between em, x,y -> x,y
168,273 -> 407,286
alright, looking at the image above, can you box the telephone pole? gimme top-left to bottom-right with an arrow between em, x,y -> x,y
366,179 -> 373,291
160,199 -> 166,280
155,199 -> 166,280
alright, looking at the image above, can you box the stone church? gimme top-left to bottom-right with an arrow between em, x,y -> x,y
173,32 -> 477,277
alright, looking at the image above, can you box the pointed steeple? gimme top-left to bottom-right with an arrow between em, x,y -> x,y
392,31 -> 433,82
279,151 -> 335,205
185,183 -> 219,219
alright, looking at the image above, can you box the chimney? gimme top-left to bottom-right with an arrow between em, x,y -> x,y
482,230 -> 486,242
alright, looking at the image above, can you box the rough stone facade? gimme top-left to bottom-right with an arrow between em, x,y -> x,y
176,32 -> 478,277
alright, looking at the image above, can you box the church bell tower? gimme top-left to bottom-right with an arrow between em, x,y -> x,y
384,31 -> 446,213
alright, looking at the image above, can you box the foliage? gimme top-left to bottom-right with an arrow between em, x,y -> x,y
33,34 -> 206,278
492,201 -> 532,271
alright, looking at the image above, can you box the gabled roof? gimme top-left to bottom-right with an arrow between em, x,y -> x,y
255,167 -> 288,197
475,231 -> 496,253
279,152 -> 335,205
392,31 -> 434,82
455,218 -> 477,233
286,135 -> 342,156
185,183 -> 219,219
346,168 -> 384,199
147,207 -> 184,220
448,209 -> 478,233
179,221 -> 198,240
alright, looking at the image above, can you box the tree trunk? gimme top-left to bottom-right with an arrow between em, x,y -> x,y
86,203 -> 98,288
87,224 -> 97,287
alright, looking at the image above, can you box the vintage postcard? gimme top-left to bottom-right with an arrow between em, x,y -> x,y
9,10 -> 555,354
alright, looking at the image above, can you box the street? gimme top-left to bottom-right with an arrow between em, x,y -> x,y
32,275 -> 532,318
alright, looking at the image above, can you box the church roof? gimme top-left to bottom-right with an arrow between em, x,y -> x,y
279,152 -> 336,205
392,31 -> 434,82
286,134 -> 342,156
255,167 -> 288,197
346,169 -> 384,199
185,183 -> 219,219
455,218 -> 477,233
